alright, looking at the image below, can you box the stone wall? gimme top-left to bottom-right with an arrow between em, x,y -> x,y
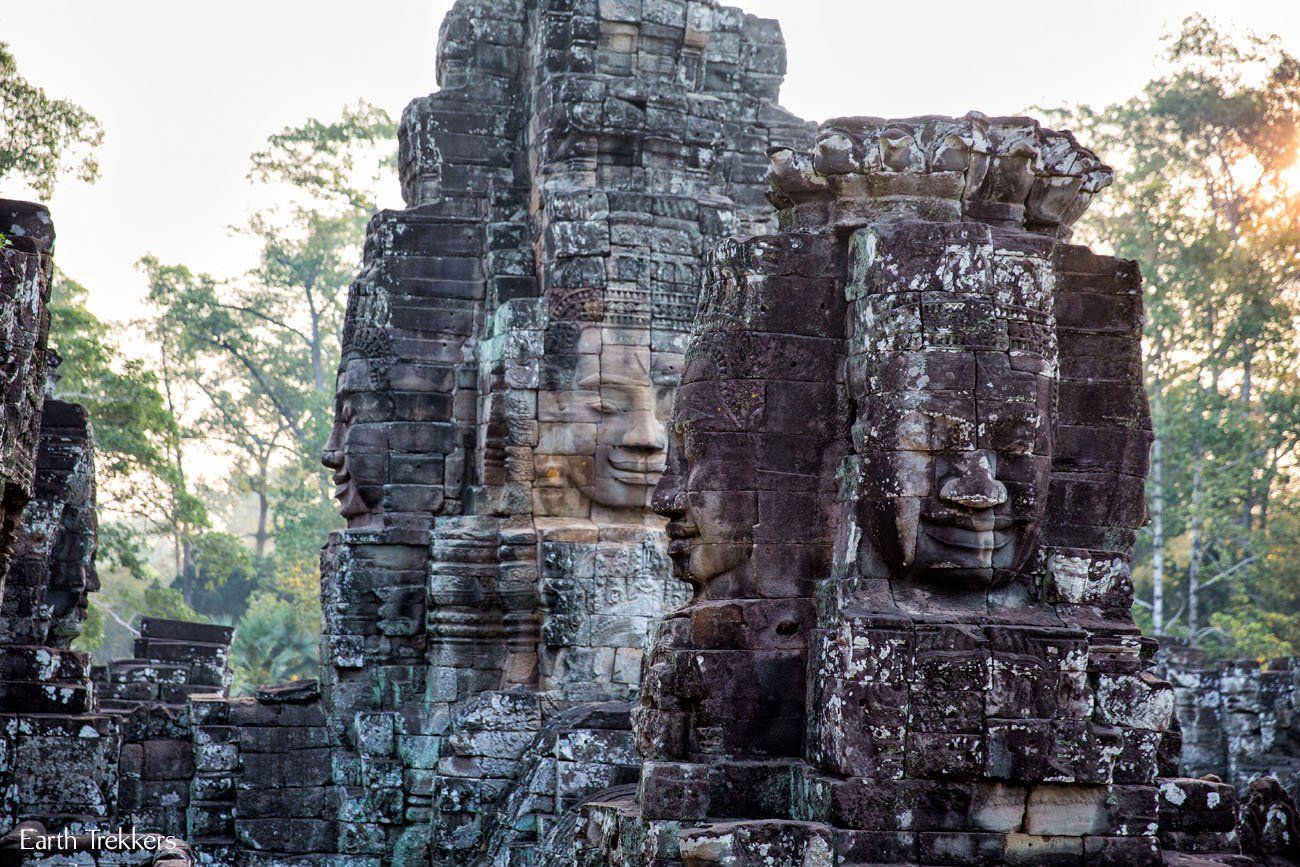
0,207 -> 115,834
95,618 -> 235,844
7,9 -> 1300,867
0,202 -> 210,867
185,681 -> 336,865
94,618 -> 234,712
1160,644 -> 1300,800
0,200 -> 55,590
0,397 -> 98,650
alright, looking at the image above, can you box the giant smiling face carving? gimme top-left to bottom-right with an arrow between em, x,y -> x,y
534,326 -> 675,521
849,223 -> 1059,593
859,349 -> 1054,591
652,393 -> 756,594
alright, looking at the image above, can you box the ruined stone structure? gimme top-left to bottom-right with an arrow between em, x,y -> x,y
0,199 -> 118,835
1160,644 -> 1300,802
0,202 -> 210,867
575,115 -> 1295,866
0,391 -> 98,653
7,6 -> 1300,867
0,200 -> 56,587
184,680 -> 333,864
319,0 -> 810,862
93,618 -> 234,713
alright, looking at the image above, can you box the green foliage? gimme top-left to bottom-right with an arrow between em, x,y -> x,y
96,523 -> 152,581
1050,15 -> 1300,656
50,271 -> 177,507
270,457 -> 339,582
249,100 -> 396,211
143,581 -> 203,622
186,531 -> 262,623
142,104 -> 392,590
129,104 -> 394,681
1206,606 -> 1298,661
58,102 -> 393,674
0,42 -> 103,197
76,565 -> 207,663
78,603 -> 105,653
1207,507 -> 1300,659
230,591 -> 318,693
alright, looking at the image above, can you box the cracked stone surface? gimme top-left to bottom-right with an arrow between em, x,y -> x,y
316,0 -> 809,863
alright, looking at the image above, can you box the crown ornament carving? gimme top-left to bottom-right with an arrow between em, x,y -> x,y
767,112 -> 1113,237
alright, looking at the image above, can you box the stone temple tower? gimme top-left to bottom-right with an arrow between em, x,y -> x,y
579,115 -> 1260,866
318,0 -> 810,861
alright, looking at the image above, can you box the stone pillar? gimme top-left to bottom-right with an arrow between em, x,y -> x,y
0,199 -> 55,588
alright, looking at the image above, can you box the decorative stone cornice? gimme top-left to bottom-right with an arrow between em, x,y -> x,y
766,111 -> 1112,236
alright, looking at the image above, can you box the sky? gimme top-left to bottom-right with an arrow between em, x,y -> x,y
4,1 -> 1300,326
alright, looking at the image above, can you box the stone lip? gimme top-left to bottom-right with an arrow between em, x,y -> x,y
766,111 -> 1113,235
0,198 -> 55,253
255,678 -> 320,704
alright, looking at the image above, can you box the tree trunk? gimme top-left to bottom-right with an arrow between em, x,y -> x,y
1151,427 -> 1166,636
159,332 -> 190,597
255,487 -> 270,560
179,538 -> 194,606
1188,458 -> 1203,645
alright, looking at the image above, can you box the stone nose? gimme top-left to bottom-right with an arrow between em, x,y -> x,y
623,409 -> 667,452
938,450 -> 1007,510
652,468 -> 686,519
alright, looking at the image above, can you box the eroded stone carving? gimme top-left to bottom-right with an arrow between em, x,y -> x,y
316,1 -> 811,862
0,388 -> 99,649
577,114 -> 1283,867
847,222 -> 1056,594
0,199 -> 55,587
0,202 -> 120,839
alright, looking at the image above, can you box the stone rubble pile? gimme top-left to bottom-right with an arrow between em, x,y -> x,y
94,618 -> 234,712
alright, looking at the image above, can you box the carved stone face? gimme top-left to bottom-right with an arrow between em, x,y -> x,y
321,371 -> 387,526
861,350 -> 1053,590
653,426 -> 753,593
651,348 -> 759,592
535,329 -> 673,520
47,556 -> 99,643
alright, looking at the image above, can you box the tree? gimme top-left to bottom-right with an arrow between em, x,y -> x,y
49,271 -> 180,513
133,104 -> 394,676
229,592 -> 318,693
49,271 -> 208,654
186,531 -> 262,623
143,103 -> 395,574
1050,16 -> 1300,655
0,42 -> 102,197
